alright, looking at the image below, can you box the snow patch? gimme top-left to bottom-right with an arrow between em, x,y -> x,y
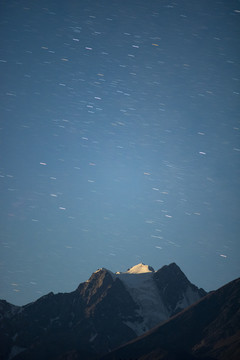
175,286 -> 202,310
8,346 -> 26,360
89,333 -> 98,342
12,333 -> 18,341
50,316 -> 60,324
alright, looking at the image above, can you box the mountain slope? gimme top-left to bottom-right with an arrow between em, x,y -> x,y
100,277 -> 240,360
0,263 -> 206,360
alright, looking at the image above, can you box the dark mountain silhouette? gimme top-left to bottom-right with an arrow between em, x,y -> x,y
0,263 -> 205,360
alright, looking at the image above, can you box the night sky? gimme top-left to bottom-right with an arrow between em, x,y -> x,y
1,0 -> 240,306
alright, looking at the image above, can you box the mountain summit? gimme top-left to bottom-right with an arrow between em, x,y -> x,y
124,263 -> 155,274
0,263 -> 206,360
112,262 -> 206,335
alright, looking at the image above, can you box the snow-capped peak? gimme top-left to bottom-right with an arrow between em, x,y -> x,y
125,263 -> 155,274
113,264 -> 168,335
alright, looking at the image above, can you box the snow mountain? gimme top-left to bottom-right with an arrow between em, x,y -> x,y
101,277 -> 240,360
112,262 -> 206,335
0,263 -> 206,360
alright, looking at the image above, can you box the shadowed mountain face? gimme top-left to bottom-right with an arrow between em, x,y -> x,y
153,263 -> 206,316
0,263 -> 206,360
100,277 -> 240,360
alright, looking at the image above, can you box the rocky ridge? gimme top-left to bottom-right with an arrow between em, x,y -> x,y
0,263 -> 206,360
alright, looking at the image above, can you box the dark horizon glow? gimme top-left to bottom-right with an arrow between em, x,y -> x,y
0,0 -> 239,305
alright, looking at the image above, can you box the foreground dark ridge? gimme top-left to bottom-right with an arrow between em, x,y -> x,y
0,263 -> 206,360
100,277 -> 240,360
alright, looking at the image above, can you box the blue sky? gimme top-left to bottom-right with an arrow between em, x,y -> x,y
0,0 -> 240,305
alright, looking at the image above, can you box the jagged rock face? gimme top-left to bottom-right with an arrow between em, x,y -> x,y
153,263 -> 207,315
0,263 -> 207,360
0,271 -> 138,359
0,300 -> 20,320
77,269 -> 140,353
